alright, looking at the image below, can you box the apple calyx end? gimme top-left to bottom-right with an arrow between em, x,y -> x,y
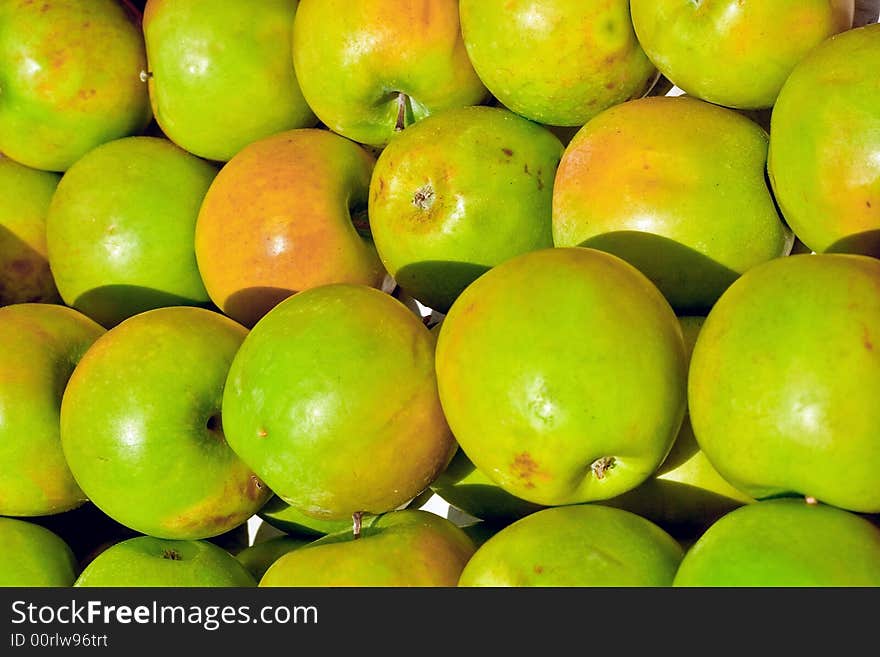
590,456 -> 617,481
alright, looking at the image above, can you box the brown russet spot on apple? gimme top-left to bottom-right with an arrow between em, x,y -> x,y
863,326 -> 873,351
161,549 -> 182,561
533,565 -> 544,574
502,148 -> 513,157
511,452 -> 540,489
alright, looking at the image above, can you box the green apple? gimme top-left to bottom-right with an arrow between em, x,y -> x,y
603,316 -> 754,540
291,0 -> 488,148
194,128 -> 386,329
689,253 -> 880,513
60,306 -> 271,539
458,504 -> 684,587
0,0 -> 152,172
673,498 -> 880,587
0,156 -> 62,305
223,283 -> 456,521
768,23 -> 880,256
368,105 -> 562,313
631,0 -> 854,110
74,536 -> 256,587
0,303 -> 104,516
430,449 -> 546,523
435,247 -> 688,506
0,517 -> 78,587
46,136 -> 217,328
259,509 -> 475,587
459,0 -> 657,127
143,0 -> 317,162
552,95 -> 792,314
235,535 -> 311,581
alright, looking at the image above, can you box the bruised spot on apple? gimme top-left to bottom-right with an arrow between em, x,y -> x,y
0,0 -> 152,172
368,105 -> 563,313
0,303 -> 104,517
60,306 -> 271,540
291,0 -> 488,148
0,156 -> 62,305
436,247 -> 688,507
194,129 -> 386,328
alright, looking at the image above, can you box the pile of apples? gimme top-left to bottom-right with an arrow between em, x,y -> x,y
2,0 -> 880,588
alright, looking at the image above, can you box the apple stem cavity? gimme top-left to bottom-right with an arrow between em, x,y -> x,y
162,549 -> 182,561
352,511 -> 363,539
590,456 -> 616,480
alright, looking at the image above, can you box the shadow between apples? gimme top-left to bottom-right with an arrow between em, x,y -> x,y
577,231 -> 742,315
394,260 -> 493,314
223,285 -> 298,329
0,226 -> 61,305
73,285 -> 213,329
824,229 -> 880,259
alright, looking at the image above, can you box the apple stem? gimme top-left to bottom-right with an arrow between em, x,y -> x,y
395,92 -> 408,132
352,511 -> 363,539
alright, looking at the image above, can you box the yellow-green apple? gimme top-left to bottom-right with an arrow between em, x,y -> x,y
60,306 -> 271,539
0,517 -> 78,586
552,95 -> 792,313
673,498 -> 880,586
689,254 -> 880,513
0,0 -> 152,172
259,509 -> 475,587
0,156 -> 62,305
222,284 -> 456,521
142,0 -> 317,162
46,136 -> 217,328
768,23 -> 880,256
235,535 -> 311,581
435,247 -> 688,507
291,0 -> 488,148
458,504 -> 683,587
0,303 -> 104,517
368,105 -> 562,312
194,128 -> 386,328
603,316 -> 754,539
74,536 -> 256,587
631,0 -> 854,110
459,0 -> 657,127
